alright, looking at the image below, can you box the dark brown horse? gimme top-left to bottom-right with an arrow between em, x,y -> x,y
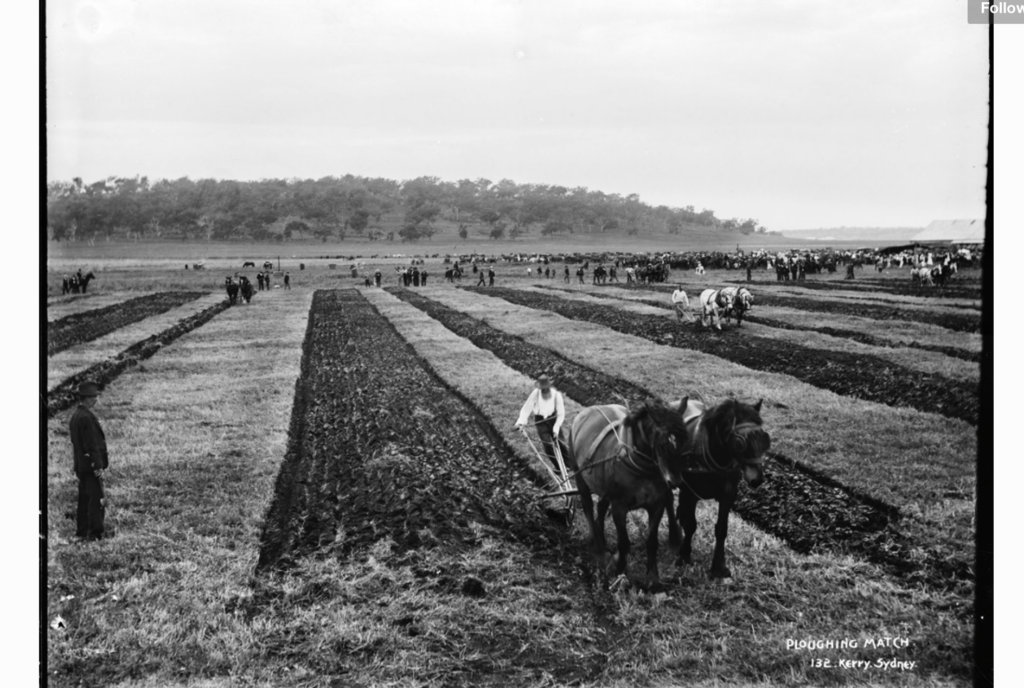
566,397 -> 691,591
667,398 -> 769,578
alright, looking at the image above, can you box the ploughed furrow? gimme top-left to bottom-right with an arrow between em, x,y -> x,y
469,287 -> 979,427
731,277 -> 982,301
678,284 -> 981,332
47,300 -> 231,418
614,292 -> 980,364
389,288 -> 969,592
48,291 -> 208,355
257,289 -> 569,570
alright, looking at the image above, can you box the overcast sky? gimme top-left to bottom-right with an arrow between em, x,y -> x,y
46,0 -> 989,230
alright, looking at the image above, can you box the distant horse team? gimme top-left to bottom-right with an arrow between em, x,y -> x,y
668,286 -> 753,330
61,271 -> 95,295
912,262 -> 956,287
225,275 -> 256,305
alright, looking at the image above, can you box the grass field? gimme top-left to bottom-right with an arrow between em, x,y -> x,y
44,240 -> 982,686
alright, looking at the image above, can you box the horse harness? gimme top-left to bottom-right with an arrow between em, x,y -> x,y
576,407 -> 667,481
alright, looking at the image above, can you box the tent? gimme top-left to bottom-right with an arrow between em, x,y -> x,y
911,219 -> 984,245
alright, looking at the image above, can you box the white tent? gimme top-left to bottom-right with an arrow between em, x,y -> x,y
911,219 -> 985,244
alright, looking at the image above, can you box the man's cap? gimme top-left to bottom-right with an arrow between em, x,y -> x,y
77,381 -> 102,397
536,374 -> 553,390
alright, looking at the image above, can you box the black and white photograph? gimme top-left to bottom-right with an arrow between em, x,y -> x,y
38,0 -> 1007,685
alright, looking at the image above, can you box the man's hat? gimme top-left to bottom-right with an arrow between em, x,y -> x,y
536,374 -> 553,390
77,381 -> 102,397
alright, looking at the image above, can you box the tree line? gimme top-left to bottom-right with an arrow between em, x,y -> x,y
46,174 -> 771,243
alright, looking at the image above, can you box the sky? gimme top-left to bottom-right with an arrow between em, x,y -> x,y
45,0 -> 991,230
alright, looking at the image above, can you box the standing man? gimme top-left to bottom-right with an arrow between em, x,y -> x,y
563,265 -> 570,283
257,272 -> 265,291
488,265 -> 495,286
477,267 -> 487,286
69,381 -> 109,540
284,272 -> 291,289
265,272 -> 273,290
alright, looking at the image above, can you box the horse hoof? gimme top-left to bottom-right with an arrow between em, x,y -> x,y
709,568 -> 732,579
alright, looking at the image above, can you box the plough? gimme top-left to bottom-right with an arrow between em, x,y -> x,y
518,426 -> 577,527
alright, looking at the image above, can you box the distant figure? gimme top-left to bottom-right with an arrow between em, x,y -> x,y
265,273 -> 272,289
284,272 -> 291,290
564,265 -> 570,283
577,266 -> 585,284
421,269 -> 428,286
488,266 -> 495,286
845,264 -> 855,280
478,268 -> 487,286
374,269 -> 382,287
185,264 -> 189,270
257,273 -> 265,291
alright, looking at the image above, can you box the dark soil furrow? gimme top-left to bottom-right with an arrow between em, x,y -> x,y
470,286 -> 980,426
645,283 -> 981,332
48,291 -> 208,355
255,289 -> 626,684
387,288 -> 971,592
257,289 -> 571,565
730,277 -> 982,301
585,289 -> 981,363
47,300 -> 231,418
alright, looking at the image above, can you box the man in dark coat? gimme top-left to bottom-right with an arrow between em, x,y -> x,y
488,266 -> 495,286
69,381 -> 109,540
284,272 -> 291,289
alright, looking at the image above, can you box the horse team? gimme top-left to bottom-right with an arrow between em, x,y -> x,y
672,285 -> 755,330
61,271 -> 95,295
564,395 -> 770,591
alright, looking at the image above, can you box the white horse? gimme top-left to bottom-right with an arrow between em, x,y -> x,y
911,267 -> 933,286
699,289 -> 734,330
719,286 -> 754,326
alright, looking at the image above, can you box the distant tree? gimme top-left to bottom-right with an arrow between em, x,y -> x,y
399,223 -> 421,242
489,222 -> 506,240
285,220 -> 309,239
458,224 -> 469,240
348,209 -> 371,234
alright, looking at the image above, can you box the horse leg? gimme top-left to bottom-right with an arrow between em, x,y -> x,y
675,488 -> 698,566
710,494 -> 735,578
609,501 -> 629,578
645,498 -> 667,591
667,490 -> 681,548
584,490 -> 610,572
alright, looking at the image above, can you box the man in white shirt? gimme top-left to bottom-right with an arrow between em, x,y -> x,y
515,374 -> 567,469
671,284 -> 693,322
